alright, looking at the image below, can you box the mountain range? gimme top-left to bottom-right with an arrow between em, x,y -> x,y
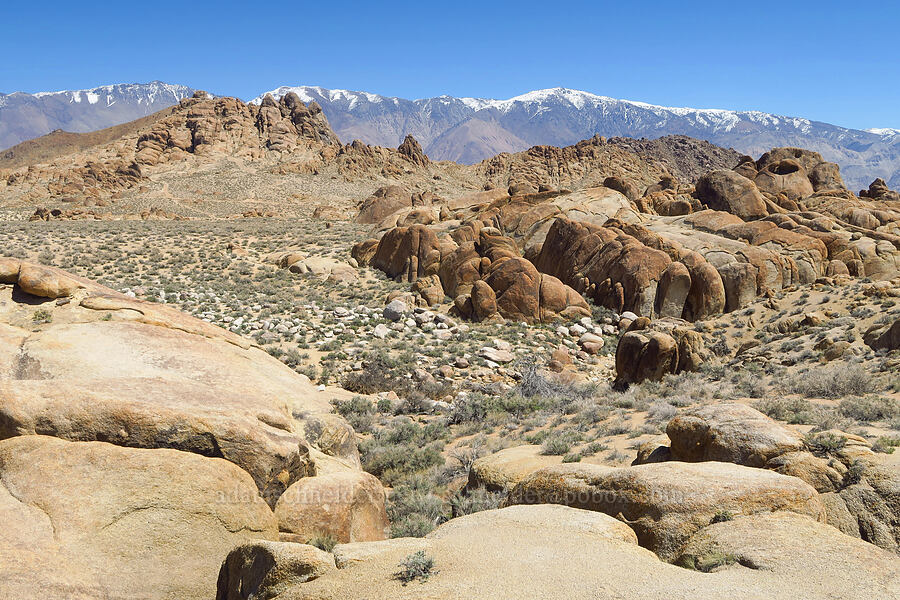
2,81 -> 898,191
0,81 -> 194,151
253,86 -> 900,191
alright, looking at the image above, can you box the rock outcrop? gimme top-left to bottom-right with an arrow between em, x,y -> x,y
0,260 -> 386,597
505,461 -> 824,561
274,471 -> 389,544
215,504 -> 899,599
695,170 -> 768,219
665,403 -> 805,467
636,403 -> 900,554
0,435 -> 277,600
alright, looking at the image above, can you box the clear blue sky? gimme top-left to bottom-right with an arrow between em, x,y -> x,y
3,0 -> 898,129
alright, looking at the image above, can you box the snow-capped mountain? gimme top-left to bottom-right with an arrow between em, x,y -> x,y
253,86 -> 900,190
0,81 -> 194,150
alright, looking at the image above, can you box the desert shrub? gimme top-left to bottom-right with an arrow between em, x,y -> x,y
32,309 -> 53,324
394,391 -> 433,415
390,512 -> 438,538
442,440 -> 486,481
710,509 -> 734,524
447,394 -> 488,424
541,430 -> 582,455
872,436 -> 900,454
783,364 -> 872,399
362,441 -> 445,484
306,533 -> 337,552
387,474 -> 445,538
678,551 -> 737,573
843,460 -> 866,486
342,353 -> 408,395
582,441 -> 608,455
516,358 -> 594,406
360,418 -> 446,485
573,402 -> 610,427
838,395 -> 900,423
561,452 -> 582,463
753,397 -> 816,424
805,432 -> 846,457
448,486 -> 504,518
331,396 -> 376,433
646,401 -> 677,425
732,372 -> 769,398
395,551 -> 436,584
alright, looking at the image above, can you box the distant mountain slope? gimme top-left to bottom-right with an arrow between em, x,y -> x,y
253,86 -> 900,190
0,105 -> 182,170
0,81 -> 194,150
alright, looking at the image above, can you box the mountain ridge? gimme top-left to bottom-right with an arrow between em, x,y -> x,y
252,86 -> 900,190
0,81 -> 195,151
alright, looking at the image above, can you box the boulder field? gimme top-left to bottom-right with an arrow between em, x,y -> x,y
353,146 -> 899,334
0,259 -> 388,599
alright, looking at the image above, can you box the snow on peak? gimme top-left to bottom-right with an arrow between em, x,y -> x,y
251,86 -> 387,109
25,81 -> 192,106
249,86 -> 889,139
866,127 -> 900,138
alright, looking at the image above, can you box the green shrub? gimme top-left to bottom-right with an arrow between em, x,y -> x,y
343,354 -> 407,395
387,475 -> 445,537
678,551 -> 737,572
754,397 -> 816,424
872,436 -> 900,454
332,396 -> 376,433
843,459 -> 866,486
32,309 -> 53,324
360,418 -> 446,486
805,432 -> 846,457
448,486 -> 504,518
541,430 -> 582,455
710,509 -> 734,524
785,364 -> 872,399
447,394 -> 488,424
306,533 -> 337,552
838,395 -> 900,423
395,551 -> 436,584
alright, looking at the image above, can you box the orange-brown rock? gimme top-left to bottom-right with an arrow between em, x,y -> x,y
370,224 -> 441,283
695,170 -> 767,220
483,257 -> 590,323
274,471 -> 389,543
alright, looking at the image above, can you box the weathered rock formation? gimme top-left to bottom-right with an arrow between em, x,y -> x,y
217,503 -> 899,599
635,403 -> 900,554
0,259 -> 387,598
504,461 -> 824,561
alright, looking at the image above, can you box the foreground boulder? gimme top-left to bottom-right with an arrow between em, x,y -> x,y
644,403 -> 900,553
0,259 -> 360,505
505,461 -> 824,560
823,454 -> 900,553
665,403 -> 805,467
215,504 -> 898,599
0,259 -> 389,597
0,435 -> 277,599
275,471 -> 389,544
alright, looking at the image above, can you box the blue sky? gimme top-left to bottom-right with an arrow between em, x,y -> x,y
3,0 -> 898,129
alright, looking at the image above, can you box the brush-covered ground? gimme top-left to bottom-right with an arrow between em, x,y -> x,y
3,216 -> 898,539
